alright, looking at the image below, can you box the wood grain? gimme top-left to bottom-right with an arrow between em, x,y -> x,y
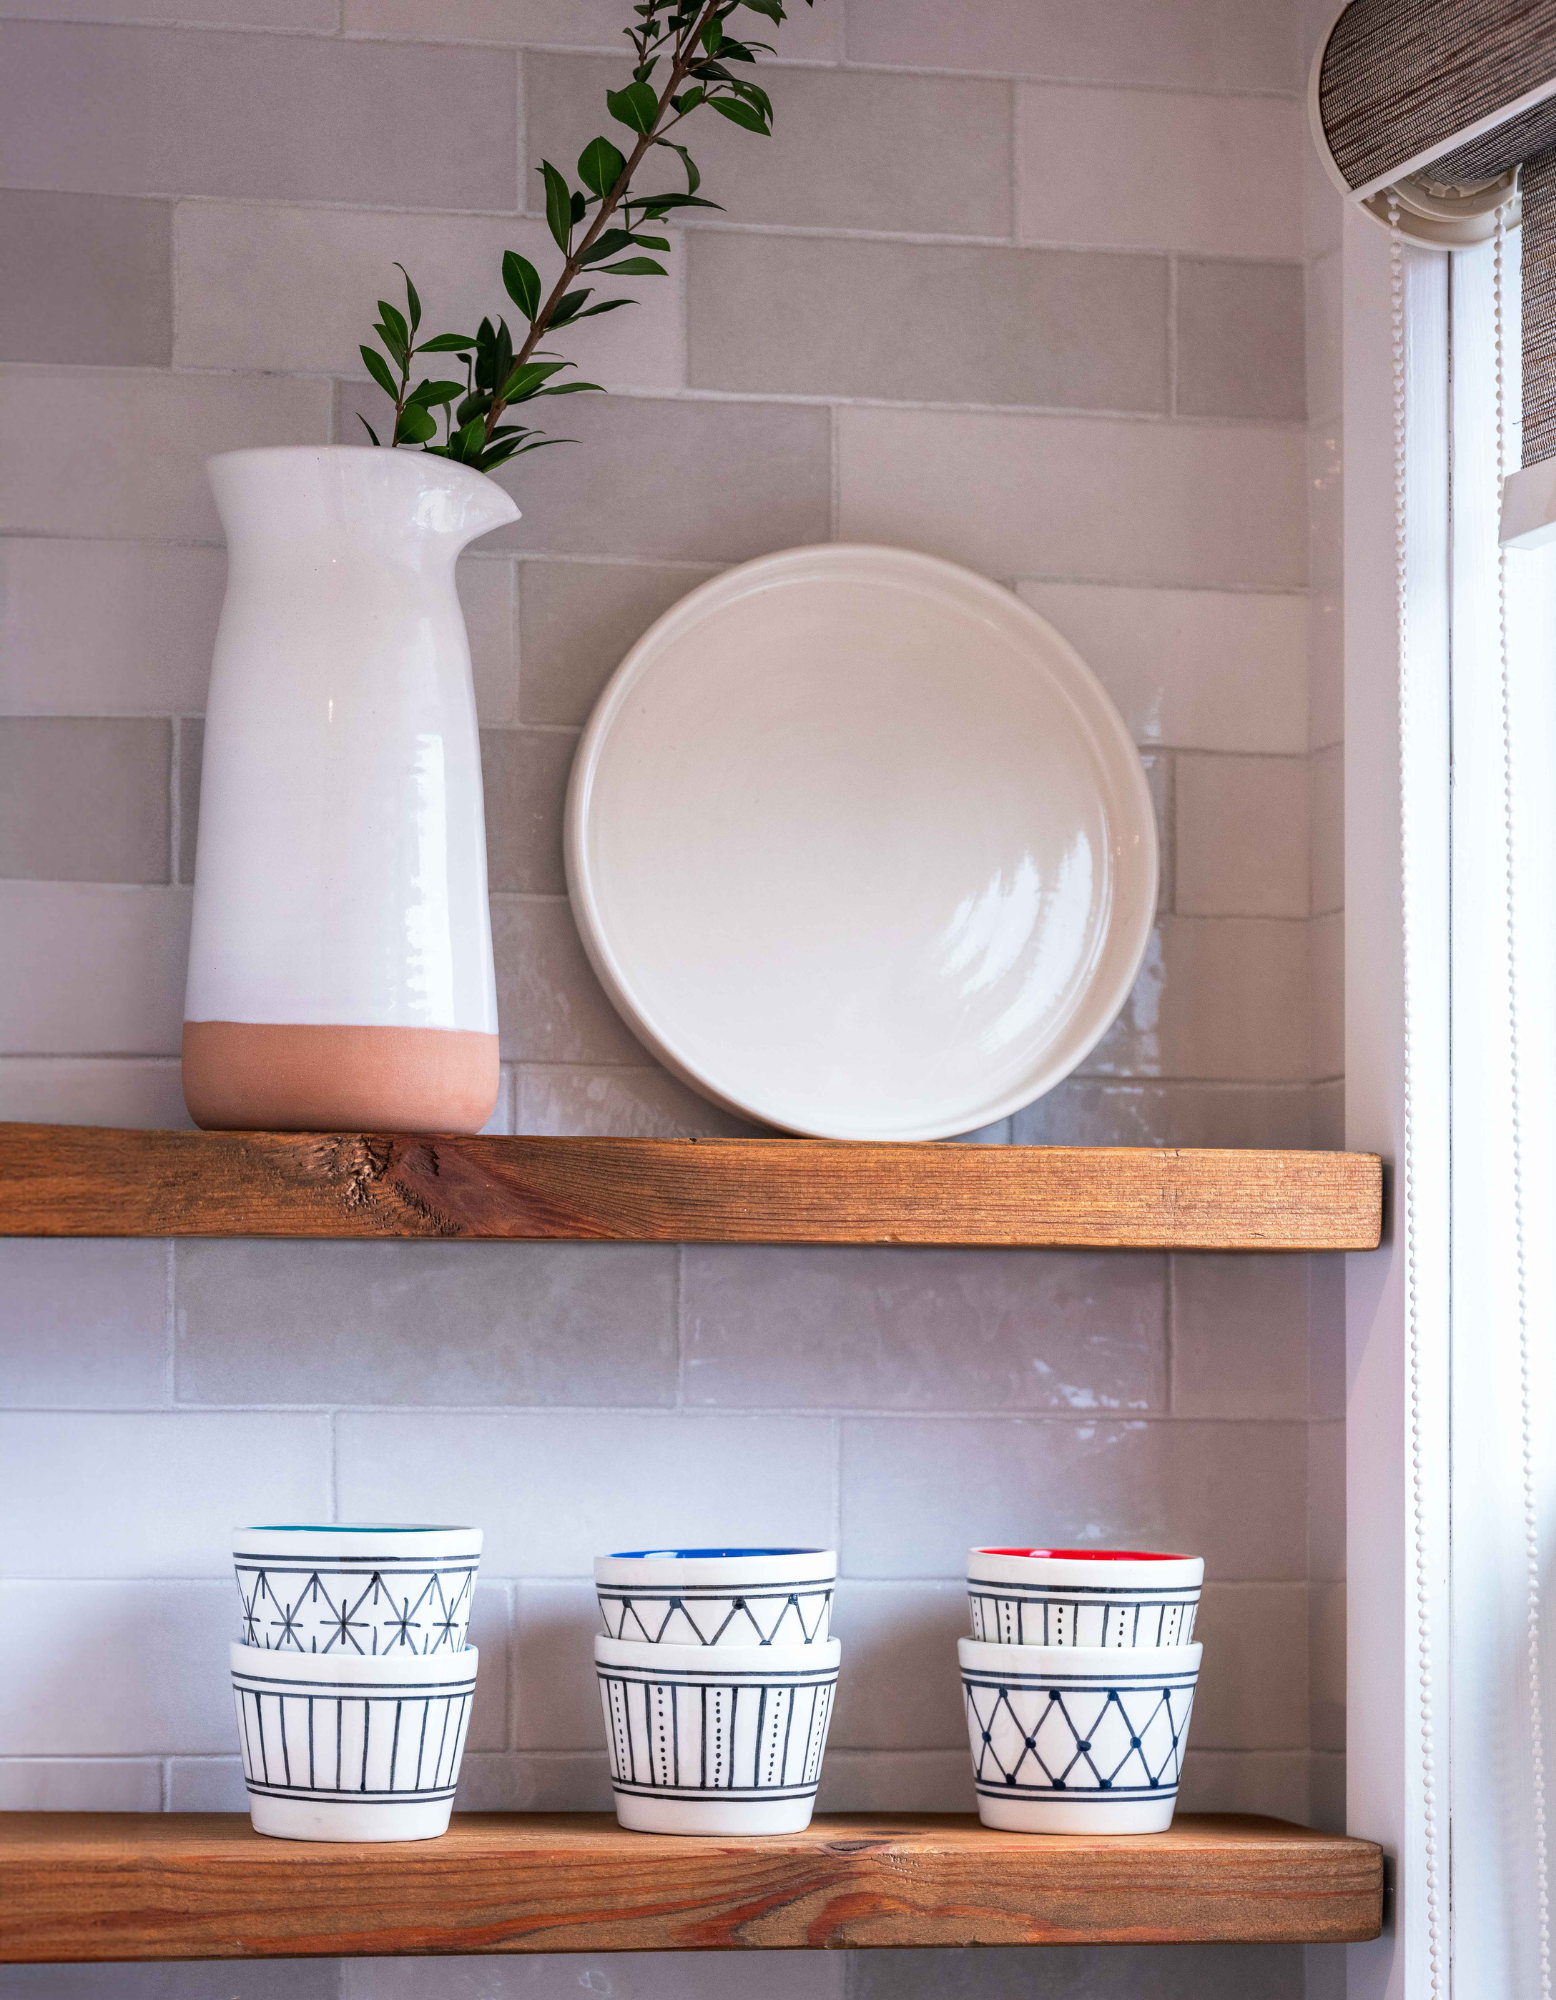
0,1125 -> 1382,1248
0,1812 -> 1385,1960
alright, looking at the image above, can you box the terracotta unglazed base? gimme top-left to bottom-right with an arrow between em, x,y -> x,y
182,1021 -> 499,1132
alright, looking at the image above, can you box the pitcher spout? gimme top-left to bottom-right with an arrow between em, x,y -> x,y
413,459 -> 521,549
207,445 -> 520,561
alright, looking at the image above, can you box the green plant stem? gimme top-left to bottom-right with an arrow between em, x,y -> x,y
482,0 -> 725,447
389,350 -> 414,443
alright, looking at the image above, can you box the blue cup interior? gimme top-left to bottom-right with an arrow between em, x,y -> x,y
241,1523 -> 472,1533
607,1547 -> 825,1559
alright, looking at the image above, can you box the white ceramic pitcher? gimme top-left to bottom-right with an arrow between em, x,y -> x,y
182,445 -> 517,1132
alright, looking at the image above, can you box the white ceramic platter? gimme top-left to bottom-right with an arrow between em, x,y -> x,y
564,545 -> 1157,1141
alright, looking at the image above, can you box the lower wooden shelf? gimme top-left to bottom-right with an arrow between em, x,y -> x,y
0,1812 -> 1383,1960
0,1123 -> 1383,1249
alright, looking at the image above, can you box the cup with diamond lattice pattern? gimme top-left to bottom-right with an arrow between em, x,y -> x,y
959,1636 -> 1203,1834
232,1524 -> 482,1657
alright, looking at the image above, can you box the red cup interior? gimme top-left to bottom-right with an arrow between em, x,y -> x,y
975,1547 -> 1190,1561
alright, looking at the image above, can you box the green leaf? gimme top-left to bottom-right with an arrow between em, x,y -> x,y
579,228 -> 641,266
395,401 -> 437,444
498,359 -> 567,402
360,345 -> 399,400
657,139 -> 701,197
502,249 -> 542,320
569,297 -> 634,319
536,380 -> 604,395
456,391 -> 490,428
629,190 -> 722,212
407,378 -> 464,406
739,0 -> 783,20
598,256 -> 667,275
578,134 -> 626,197
541,159 -> 573,251
730,77 -> 773,118
356,413 -> 382,446
606,78 -> 659,134
456,415 -> 487,456
377,299 -> 410,347
546,288 -> 594,326
485,434 -> 574,469
394,264 -> 422,333
374,325 -> 410,373
572,189 -> 588,224
701,13 -> 722,51
710,93 -> 769,133
418,332 -> 477,353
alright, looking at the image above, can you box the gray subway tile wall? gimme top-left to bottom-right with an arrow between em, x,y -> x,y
0,3 -> 1348,1993
173,203 -> 686,390
687,233 -> 1173,411
0,190 -> 171,365
842,0 -> 1301,91
528,56 -> 1014,237
518,557 -> 720,725
0,717 -> 170,882
0,26 -> 520,207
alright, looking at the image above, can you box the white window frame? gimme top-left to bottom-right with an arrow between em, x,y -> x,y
1344,205 -> 1556,2000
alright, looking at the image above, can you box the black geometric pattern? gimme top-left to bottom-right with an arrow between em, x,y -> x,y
231,1659 -> 477,1803
234,1562 -> 476,1656
597,1658 -> 837,1801
962,1663 -> 1197,1802
597,1583 -> 832,1648
968,1585 -> 1199,1649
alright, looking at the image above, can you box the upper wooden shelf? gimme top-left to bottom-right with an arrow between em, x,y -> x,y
0,1123 -> 1381,1249
0,1812 -> 1384,1960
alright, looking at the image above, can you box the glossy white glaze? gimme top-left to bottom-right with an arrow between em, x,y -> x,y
959,1637 -> 1201,1836
595,1634 -> 840,1836
185,447 -> 513,1035
230,1639 -> 479,1841
566,545 -> 1157,1141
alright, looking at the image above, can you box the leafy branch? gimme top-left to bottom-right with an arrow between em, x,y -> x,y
357,0 -> 809,475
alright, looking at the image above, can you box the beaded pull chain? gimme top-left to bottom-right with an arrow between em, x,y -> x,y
1494,196 -> 1554,2000
1390,189 -> 1443,2000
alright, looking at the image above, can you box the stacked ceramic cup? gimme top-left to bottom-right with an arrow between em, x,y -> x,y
593,1547 -> 840,1835
958,1545 -> 1204,1835
229,1523 -> 482,1841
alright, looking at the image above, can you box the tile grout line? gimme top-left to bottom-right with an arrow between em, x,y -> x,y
673,1241 -> 686,1408
1006,75 -> 1019,246
167,713 -> 182,889
828,402 -> 841,539
163,1240 -> 176,1407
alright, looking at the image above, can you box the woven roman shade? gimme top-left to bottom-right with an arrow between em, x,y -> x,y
1316,0 -> 1556,197
1311,0 -> 1556,533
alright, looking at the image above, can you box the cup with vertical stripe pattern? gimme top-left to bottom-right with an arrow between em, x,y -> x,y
594,1632 -> 841,1834
229,1640 -> 479,1840
967,1548 -> 1203,1648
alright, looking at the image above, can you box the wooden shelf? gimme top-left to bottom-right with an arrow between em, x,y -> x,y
0,1124 -> 1380,1249
0,1812 -> 1383,1960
